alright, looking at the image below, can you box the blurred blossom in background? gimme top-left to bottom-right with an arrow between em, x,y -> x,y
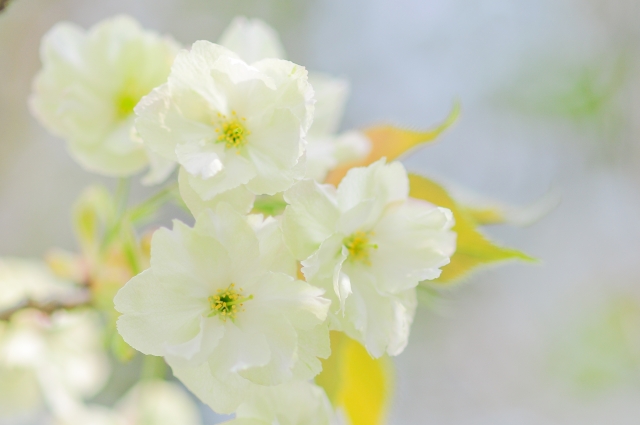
1,0 -> 640,424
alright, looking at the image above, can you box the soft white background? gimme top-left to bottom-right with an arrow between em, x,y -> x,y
1,0 -> 640,424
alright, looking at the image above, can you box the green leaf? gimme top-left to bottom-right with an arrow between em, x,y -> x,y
408,174 -> 535,283
252,193 -> 288,217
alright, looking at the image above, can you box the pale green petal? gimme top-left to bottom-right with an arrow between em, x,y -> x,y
250,272 -> 330,330
250,215 -> 297,276
164,316 -> 224,364
369,201 -> 456,293
185,153 -> 257,200
178,167 -> 254,217
248,108 -> 304,170
333,130 -> 371,164
253,59 -> 315,132
301,234 -> 350,312
135,83 -> 216,161
218,17 -> 286,63
206,322 -> 271,375
307,72 -> 349,138
342,274 -> 417,358
336,159 -> 409,216
291,324 -> 331,380
176,141 -> 225,179
193,204 -> 261,282
150,221 -> 233,295
238,313 -> 297,385
114,270 -> 206,357
245,148 -> 302,195
233,381 -> 333,425
335,198 -> 377,235
282,179 -> 339,260
168,41 -> 237,109
170,363 -> 251,414
141,149 -> 176,186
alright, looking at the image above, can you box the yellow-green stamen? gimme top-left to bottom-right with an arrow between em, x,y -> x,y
215,111 -> 249,150
115,81 -> 145,120
343,231 -> 378,265
207,283 -> 253,322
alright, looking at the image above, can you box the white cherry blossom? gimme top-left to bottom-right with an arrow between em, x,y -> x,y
114,203 -> 330,413
217,17 -> 370,182
282,159 -> 456,357
0,309 -> 109,419
30,15 -> 179,182
135,41 -> 314,200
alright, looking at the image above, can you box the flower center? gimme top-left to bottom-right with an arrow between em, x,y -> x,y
215,111 -> 250,150
343,231 -> 378,265
207,283 -> 253,322
115,81 -> 145,120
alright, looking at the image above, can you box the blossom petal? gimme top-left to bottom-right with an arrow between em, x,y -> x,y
218,17 -> 286,64
114,269 -> 207,356
369,201 -> 456,293
178,167 -> 254,217
282,179 -> 340,260
336,159 -> 409,220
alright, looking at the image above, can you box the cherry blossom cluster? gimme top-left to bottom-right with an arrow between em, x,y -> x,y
28,15 -> 457,424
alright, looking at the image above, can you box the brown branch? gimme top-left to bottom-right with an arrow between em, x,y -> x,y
0,290 -> 92,321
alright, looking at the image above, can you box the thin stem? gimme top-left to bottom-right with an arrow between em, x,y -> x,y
114,177 -> 131,219
0,290 -> 92,321
127,182 -> 179,225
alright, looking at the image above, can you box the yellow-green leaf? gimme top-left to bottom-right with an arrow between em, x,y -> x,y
463,206 -> 507,225
408,173 -> 534,283
315,332 -> 394,425
324,103 -> 460,186
455,188 -> 561,226
72,186 -> 115,254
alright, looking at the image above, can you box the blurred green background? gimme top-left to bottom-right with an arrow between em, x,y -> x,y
1,0 -> 640,424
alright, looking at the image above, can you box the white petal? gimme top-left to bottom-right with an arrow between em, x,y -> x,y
207,322 -> 271,374
175,141 -> 224,179
170,363 -> 251,414
178,167 -> 254,217
307,72 -> 349,138
336,159 -> 409,219
142,149 -> 177,185
114,269 -> 207,357
185,153 -> 257,200
251,215 -> 297,276
333,130 -> 371,164
302,234 -> 351,312
150,221 -> 233,295
282,179 -> 340,260
244,154 -> 301,196
193,204 -> 262,283
250,272 -> 330,329
369,201 -> 456,293
342,271 -> 417,357
135,83 -> 216,161
238,313 -> 297,385
164,316 -> 224,364
234,381 -> 333,425
291,324 -> 331,380
218,17 -> 286,64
